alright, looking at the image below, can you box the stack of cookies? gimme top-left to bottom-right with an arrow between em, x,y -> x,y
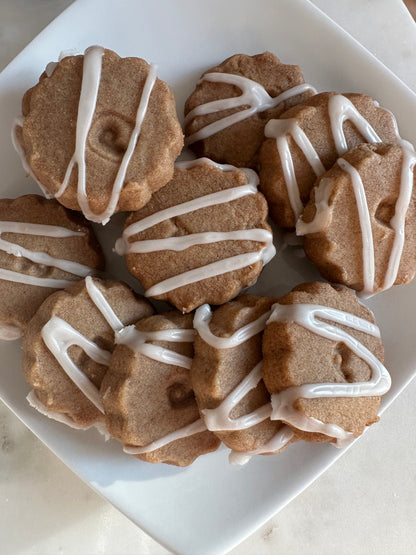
3,46 -> 412,466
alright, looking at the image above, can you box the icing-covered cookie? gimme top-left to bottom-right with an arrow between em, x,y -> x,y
116,158 -> 275,313
22,277 -> 153,429
184,52 -> 315,168
262,282 -> 391,445
192,296 -> 295,465
297,143 -> 416,295
13,46 -> 183,224
102,311 -> 220,466
259,92 -> 401,227
0,194 -> 103,340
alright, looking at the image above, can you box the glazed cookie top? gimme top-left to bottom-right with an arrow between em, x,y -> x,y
22,277 -> 154,429
102,311 -> 220,466
116,158 -> 275,313
184,51 -> 316,168
0,194 -> 103,339
13,46 -> 183,224
192,296 -> 295,464
259,91 -> 401,227
297,143 -> 416,295
262,282 -> 390,444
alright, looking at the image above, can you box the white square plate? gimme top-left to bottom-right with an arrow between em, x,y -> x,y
1,0 -> 416,553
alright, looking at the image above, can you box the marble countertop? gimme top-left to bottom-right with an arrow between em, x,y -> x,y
0,1 -> 416,554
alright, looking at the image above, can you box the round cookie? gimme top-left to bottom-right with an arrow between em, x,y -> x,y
184,51 -> 316,168
192,296 -> 295,464
262,281 -> 391,445
0,194 -> 104,340
101,311 -> 220,466
297,142 -> 416,295
259,91 -> 401,227
22,277 -> 153,429
13,46 -> 183,224
115,158 -> 275,313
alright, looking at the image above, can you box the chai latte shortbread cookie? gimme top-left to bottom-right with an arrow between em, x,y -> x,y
102,311 -> 220,466
116,158 -> 275,313
297,142 -> 416,295
262,282 -> 391,445
192,296 -> 296,465
184,51 -> 316,168
0,194 -> 103,340
13,46 -> 183,224
259,91 -> 401,227
22,276 -> 153,429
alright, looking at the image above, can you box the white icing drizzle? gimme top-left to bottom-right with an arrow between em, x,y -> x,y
84,275 -> 124,331
229,425 -> 294,465
0,324 -> 21,341
194,303 -> 271,350
265,94 -> 398,220
14,46 -> 157,225
295,177 -> 334,235
113,313 -> 202,455
115,324 -> 194,369
202,362 -> 272,431
41,316 -> 110,413
40,277 -> 127,415
0,221 -> 93,288
328,94 -> 382,152
297,142 -> 416,295
194,303 -> 283,457
27,389 -> 91,429
116,159 -> 275,296
383,143 -> 416,290
265,118 -> 325,219
184,71 -> 316,145
26,390 -> 110,437
123,418 -> 207,455
268,303 -> 391,444
336,158 -> 375,295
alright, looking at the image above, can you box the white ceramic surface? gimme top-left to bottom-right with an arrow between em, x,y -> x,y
1,1 -> 416,554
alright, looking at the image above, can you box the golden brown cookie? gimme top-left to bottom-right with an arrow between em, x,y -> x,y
184,51 -> 315,168
0,194 -> 103,340
22,277 -> 153,429
262,282 -> 390,444
192,296 -> 296,464
297,143 -> 416,295
13,46 -> 183,224
259,92 -> 401,227
101,311 -> 220,466
116,158 -> 275,313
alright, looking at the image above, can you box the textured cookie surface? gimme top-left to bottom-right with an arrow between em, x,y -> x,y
259,92 -> 400,227
15,47 -> 183,223
192,295 -> 293,456
102,311 -> 220,466
184,51 -> 315,168
22,277 -> 153,428
297,143 -> 416,295
117,159 -> 275,313
262,282 -> 387,443
0,194 -> 103,339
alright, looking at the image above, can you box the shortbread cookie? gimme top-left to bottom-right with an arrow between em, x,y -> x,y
262,282 -> 390,444
297,143 -> 416,295
102,311 -> 220,466
0,194 -> 103,340
116,158 -> 275,313
259,92 -> 401,227
192,296 -> 295,464
22,277 -> 153,429
184,51 -> 316,168
13,46 -> 183,224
